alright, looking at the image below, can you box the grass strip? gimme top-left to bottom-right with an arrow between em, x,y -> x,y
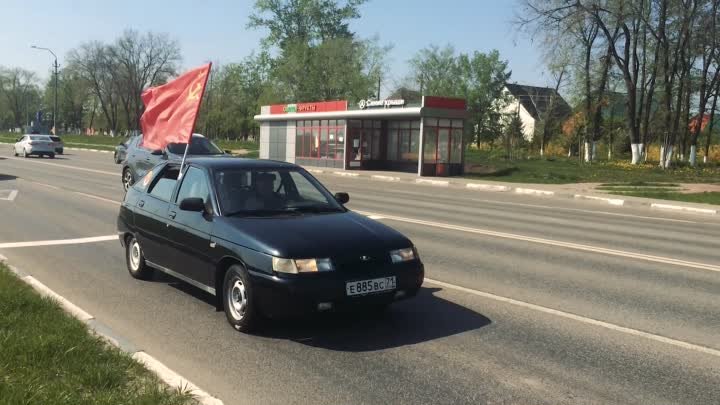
0,264 -> 196,405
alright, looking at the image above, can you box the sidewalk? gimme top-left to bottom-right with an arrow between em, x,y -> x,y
306,167 -> 719,216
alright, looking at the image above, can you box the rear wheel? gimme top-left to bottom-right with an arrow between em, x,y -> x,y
48,153 -> 55,159
125,235 -> 153,280
223,265 -> 258,333
22,148 -> 28,158
122,168 -> 134,191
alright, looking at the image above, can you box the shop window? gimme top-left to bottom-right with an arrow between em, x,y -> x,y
424,118 -> 438,127
295,120 -> 345,160
412,120 -> 421,129
452,119 -> 463,128
410,129 -> 420,159
423,128 -> 437,163
451,129 -> 463,163
372,130 -> 381,159
399,129 -> 411,159
387,132 -> 398,160
438,128 -> 450,163
439,118 -> 451,128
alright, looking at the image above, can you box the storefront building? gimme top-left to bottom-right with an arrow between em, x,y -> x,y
254,96 -> 467,176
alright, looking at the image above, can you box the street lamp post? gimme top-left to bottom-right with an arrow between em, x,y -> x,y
31,45 -> 58,135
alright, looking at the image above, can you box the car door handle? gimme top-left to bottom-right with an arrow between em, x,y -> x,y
169,211 -> 177,219
138,200 -> 145,207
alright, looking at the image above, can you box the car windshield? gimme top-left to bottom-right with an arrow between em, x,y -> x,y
29,136 -> 51,141
167,136 -> 223,155
215,168 -> 344,217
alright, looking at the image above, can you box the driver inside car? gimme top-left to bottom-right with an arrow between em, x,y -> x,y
245,172 -> 284,210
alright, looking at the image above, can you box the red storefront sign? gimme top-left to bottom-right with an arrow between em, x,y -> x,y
270,100 -> 348,114
423,96 -> 466,110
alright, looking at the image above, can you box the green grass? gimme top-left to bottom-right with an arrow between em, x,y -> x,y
0,264 -> 196,405
608,191 -> 720,205
463,149 -> 720,184
0,133 -> 259,156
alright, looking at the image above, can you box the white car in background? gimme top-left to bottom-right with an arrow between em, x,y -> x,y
13,134 -> 56,158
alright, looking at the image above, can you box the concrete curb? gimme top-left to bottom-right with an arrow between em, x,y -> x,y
466,183 -> 511,192
333,171 -> 360,177
0,256 -> 224,405
371,175 -> 401,182
514,188 -> 555,196
650,203 -> 717,215
574,194 -> 625,206
415,179 -> 449,187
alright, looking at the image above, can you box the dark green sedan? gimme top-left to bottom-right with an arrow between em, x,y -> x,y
117,158 -> 424,332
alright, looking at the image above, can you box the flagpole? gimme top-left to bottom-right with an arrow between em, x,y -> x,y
178,62 -> 211,178
179,137 -> 191,178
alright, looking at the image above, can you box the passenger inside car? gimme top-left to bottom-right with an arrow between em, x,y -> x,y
245,172 -> 284,210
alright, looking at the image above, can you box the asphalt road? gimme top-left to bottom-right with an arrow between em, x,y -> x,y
1,148 -> 719,405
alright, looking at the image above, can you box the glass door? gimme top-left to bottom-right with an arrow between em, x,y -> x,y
347,129 -> 363,168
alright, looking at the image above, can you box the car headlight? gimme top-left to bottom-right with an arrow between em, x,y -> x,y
390,247 -> 416,263
272,257 -> 334,274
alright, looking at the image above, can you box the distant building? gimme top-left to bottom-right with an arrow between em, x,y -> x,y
502,83 -> 571,141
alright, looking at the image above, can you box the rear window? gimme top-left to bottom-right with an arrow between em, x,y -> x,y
167,137 -> 223,155
30,136 -> 51,141
147,166 -> 180,201
50,136 -> 61,142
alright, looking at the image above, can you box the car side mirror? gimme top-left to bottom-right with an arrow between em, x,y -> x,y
150,149 -> 164,156
334,192 -> 349,204
179,197 -> 205,212
119,142 -> 126,147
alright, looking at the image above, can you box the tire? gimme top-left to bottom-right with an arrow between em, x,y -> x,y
22,148 -> 28,158
114,152 -> 120,164
13,148 -> 18,157
122,168 -> 134,191
48,153 -> 55,159
125,235 -> 153,280
223,265 -> 258,333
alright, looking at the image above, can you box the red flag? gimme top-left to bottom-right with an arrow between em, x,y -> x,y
140,63 -> 211,150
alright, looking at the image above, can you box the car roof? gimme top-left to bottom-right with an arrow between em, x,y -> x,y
185,157 -> 298,170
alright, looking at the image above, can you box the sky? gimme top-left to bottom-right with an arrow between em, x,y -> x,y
0,0 -> 549,96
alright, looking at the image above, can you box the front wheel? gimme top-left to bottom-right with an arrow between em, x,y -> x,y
48,153 -> 55,159
122,168 -> 134,191
125,235 -> 153,280
223,265 -> 258,333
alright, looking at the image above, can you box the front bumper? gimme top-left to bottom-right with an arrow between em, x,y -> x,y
250,261 -> 425,318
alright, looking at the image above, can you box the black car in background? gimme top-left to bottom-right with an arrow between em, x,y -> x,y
117,158 -> 424,332
49,136 -> 64,154
121,133 -> 227,190
114,135 -> 138,164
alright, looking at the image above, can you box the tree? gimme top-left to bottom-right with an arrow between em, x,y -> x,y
409,46 -> 511,148
0,67 -> 41,129
248,0 -> 366,48
109,30 -> 181,131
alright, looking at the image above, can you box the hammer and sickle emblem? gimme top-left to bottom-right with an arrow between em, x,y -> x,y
187,80 -> 203,101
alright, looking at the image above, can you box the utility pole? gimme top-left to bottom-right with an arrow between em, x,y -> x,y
377,75 -> 381,99
31,45 -> 58,134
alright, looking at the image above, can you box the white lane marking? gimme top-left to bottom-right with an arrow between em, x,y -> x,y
74,191 -> 122,205
469,198 -> 700,224
0,190 -> 18,201
6,156 -> 120,176
425,278 -> 720,358
0,235 -> 118,249
356,210 -> 720,273
28,180 -> 61,190
133,352 -> 225,405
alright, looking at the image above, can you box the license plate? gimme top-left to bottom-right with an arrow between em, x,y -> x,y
346,276 -> 396,296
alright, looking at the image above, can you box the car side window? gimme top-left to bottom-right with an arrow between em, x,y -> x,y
175,167 -> 210,203
148,166 -> 180,201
